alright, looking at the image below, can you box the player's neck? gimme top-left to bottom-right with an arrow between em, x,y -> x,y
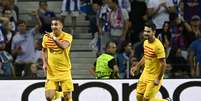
148,36 -> 155,43
53,31 -> 63,37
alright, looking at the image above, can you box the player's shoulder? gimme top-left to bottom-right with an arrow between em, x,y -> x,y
144,40 -> 148,43
155,39 -> 164,49
43,32 -> 53,37
42,32 -> 51,40
154,38 -> 163,45
143,40 -> 148,44
63,32 -> 72,38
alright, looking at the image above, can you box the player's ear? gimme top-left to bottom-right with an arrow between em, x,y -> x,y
153,30 -> 156,35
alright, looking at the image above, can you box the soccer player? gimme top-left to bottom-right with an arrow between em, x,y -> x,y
42,17 -> 73,101
130,22 -> 172,101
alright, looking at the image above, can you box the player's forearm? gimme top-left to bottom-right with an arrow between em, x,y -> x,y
53,38 -> 70,49
137,56 -> 145,68
42,48 -> 48,65
158,60 -> 166,80
132,57 -> 144,72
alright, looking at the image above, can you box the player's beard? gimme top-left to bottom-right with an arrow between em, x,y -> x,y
144,34 -> 154,43
52,29 -> 62,35
143,34 -> 149,40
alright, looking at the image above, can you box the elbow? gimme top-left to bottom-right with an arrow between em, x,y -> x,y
62,42 -> 70,49
61,43 -> 69,49
163,63 -> 167,71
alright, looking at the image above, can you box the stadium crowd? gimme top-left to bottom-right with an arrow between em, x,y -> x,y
0,0 -> 200,79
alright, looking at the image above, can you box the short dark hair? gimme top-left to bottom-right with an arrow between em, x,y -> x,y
105,40 -> 116,49
39,0 -> 47,6
2,8 -> 12,14
93,0 -> 103,6
17,19 -> 26,25
169,13 -> 178,21
118,40 -> 130,53
145,21 -> 156,31
112,0 -> 118,5
51,17 -> 63,25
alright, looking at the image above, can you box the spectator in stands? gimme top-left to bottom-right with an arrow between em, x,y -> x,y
133,32 -> 144,61
61,0 -> 80,14
190,15 -> 201,36
0,0 -> 17,22
2,8 -> 17,32
95,41 -> 119,79
0,1 -> 3,15
88,2 -> 100,38
170,25 -> 185,49
116,40 -> 133,78
183,15 -> 201,48
2,21 -> 15,55
129,0 -> 147,44
11,11 -> 41,78
157,21 -> 171,46
157,21 -> 171,56
169,13 -> 186,49
178,0 -> 184,17
30,59 -> 44,78
0,16 -> 13,55
37,0 -> 55,34
188,37 -> 201,77
118,0 -> 131,12
190,15 -> 201,38
0,22 -> 15,78
9,0 -> 19,20
61,0 -> 80,37
147,0 -> 176,34
96,0 -> 111,52
0,45 -> 15,78
0,0 -> 9,16
107,0 -> 129,47
30,38 -> 44,78
167,47 -> 190,78
183,0 -> 201,22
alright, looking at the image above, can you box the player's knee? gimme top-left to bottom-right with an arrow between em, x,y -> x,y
64,92 -> 72,101
46,96 -> 53,101
45,93 -> 54,101
143,97 -> 149,101
136,93 -> 144,101
64,96 -> 72,101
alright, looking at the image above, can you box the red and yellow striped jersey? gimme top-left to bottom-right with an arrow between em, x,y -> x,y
141,38 -> 165,80
42,31 -> 73,81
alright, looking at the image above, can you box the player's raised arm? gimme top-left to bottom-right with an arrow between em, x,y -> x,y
45,31 -> 71,49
